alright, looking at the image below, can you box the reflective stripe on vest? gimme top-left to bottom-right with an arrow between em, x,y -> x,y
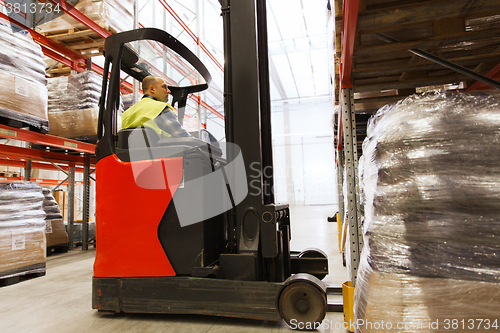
121,97 -> 176,138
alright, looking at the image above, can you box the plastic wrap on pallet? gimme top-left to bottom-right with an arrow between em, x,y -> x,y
0,182 -> 46,278
353,251 -> 500,333
48,71 -> 102,139
0,227 -> 46,278
48,71 -> 102,111
68,70 -> 103,89
0,20 -> 48,129
49,108 -> 99,139
0,69 -> 49,125
36,0 -> 133,34
48,71 -> 122,139
45,219 -> 69,248
42,189 -> 68,247
122,93 -> 135,111
0,181 -> 46,230
42,188 -> 63,220
0,18 -> 47,86
354,91 -> 500,332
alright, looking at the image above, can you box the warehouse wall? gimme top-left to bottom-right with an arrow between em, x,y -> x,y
271,96 -> 337,206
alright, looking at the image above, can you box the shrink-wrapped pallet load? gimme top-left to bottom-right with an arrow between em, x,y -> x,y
354,91 -> 500,333
0,19 -> 48,132
0,182 -> 47,282
48,71 -> 123,140
48,71 -> 101,140
42,189 -> 69,253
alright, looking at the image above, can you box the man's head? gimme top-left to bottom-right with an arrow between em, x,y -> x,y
142,75 -> 170,103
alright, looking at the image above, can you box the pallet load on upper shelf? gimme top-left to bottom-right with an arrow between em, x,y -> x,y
47,70 -> 122,141
36,0 -> 133,57
0,19 -> 48,133
42,189 -> 69,255
0,182 -> 47,285
354,91 -> 500,333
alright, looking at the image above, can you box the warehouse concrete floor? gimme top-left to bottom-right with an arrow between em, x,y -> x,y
0,205 -> 348,333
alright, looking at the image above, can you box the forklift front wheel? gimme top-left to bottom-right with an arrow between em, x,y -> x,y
278,280 -> 327,330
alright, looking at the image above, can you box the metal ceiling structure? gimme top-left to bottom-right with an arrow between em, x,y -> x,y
163,0 -> 331,118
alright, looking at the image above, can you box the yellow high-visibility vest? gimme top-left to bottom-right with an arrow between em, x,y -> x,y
121,97 -> 176,138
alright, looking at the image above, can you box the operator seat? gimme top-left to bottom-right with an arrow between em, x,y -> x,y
116,127 -> 160,149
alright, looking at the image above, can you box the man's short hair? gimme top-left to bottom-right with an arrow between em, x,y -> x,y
142,76 -> 158,93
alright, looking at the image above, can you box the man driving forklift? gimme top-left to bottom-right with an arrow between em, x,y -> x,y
121,75 -> 191,138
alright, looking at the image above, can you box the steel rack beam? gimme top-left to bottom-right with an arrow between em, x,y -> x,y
189,94 -> 224,120
25,159 -> 31,181
33,179 -> 84,186
0,145 -> 95,166
0,176 -> 83,186
0,158 -> 86,172
158,0 -> 224,72
342,88 -> 363,286
0,125 -> 95,154
338,0 -> 362,286
468,62 -> 500,91
67,164 -> 75,250
82,154 -> 91,250
340,0 -> 360,89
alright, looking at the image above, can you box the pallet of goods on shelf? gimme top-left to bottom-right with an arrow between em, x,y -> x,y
36,0 -> 133,57
354,91 -> 500,333
40,25 -> 116,58
0,19 -> 48,134
42,189 -> 69,255
47,70 -> 123,142
0,181 -> 47,286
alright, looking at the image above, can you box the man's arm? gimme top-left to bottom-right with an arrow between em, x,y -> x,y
154,108 -> 192,138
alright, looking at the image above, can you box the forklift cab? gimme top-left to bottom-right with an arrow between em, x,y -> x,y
93,26 -> 329,328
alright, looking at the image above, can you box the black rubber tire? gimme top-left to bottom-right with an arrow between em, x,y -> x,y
298,249 -> 328,280
278,281 -> 327,330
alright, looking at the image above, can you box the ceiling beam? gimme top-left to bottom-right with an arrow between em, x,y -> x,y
269,58 -> 288,100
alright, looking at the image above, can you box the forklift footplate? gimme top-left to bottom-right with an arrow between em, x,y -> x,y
93,276 -> 283,321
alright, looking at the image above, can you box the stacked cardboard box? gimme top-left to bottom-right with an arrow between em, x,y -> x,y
355,91 -> 500,333
0,182 -> 46,279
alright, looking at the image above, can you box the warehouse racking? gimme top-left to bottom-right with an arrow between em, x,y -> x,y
0,0 -> 227,252
333,5 -> 500,329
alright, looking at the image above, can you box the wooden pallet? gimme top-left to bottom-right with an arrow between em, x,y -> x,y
0,263 -> 46,287
0,113 -> 49,134
46,63 -> 72,77
42,26 -> 117,58
47,244 -> 69,256
0,171 -> 20,178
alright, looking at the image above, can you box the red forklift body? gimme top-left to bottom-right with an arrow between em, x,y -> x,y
94,154 -> 183,277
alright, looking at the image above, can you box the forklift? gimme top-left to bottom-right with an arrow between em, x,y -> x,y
93,0 -> 334,327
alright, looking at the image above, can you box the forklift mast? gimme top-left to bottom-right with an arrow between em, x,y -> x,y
221,0 -> 283,280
